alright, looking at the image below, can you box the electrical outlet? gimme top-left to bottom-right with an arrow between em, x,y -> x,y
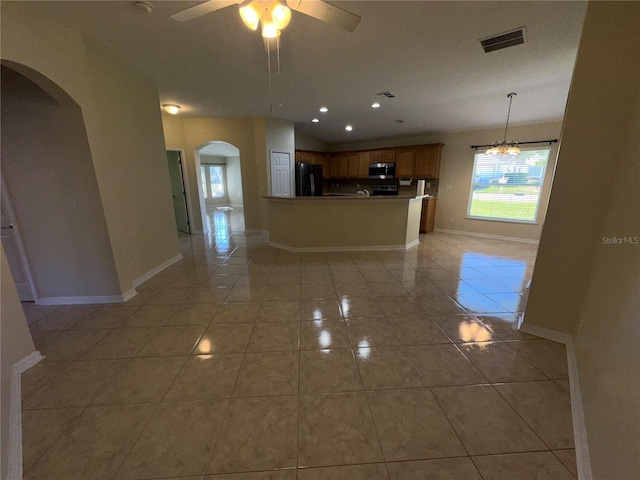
67,198 -> 77,210
450,216 -> 455,223
134,254 -> 140,264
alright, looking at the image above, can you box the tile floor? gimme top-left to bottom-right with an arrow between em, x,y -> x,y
20,206 -> 577,479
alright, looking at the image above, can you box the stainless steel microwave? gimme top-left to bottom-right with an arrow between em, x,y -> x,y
369,162 -> 396,179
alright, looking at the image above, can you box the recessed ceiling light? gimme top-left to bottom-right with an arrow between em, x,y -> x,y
312,118 -> 319,123
162,104 -> 181,115
345,125 -> 353,131
319,107 -> 328,113
371,102 -> 381,109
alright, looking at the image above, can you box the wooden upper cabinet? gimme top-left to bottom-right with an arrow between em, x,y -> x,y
314,153 -> 331,179
414,144 -> 443,179
396,149 -> 416,178
329,154 -> 340,178
299,151 -> 313,164
358,152 -> 370,178
383,150 -> 396,162
370,149 -> 395,164
347,153 -> 359,178
295,143 -> 441,180
338,154 -> 349,178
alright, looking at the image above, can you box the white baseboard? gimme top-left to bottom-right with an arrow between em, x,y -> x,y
132,254 -> 183,288
8,350 -> 45,480
518,321 -> 593,480
406,239 -> 420,249
268,241 -> 418,253
121,288 -> 138,302
36,294 -> 126,306
434,228 -> 540,245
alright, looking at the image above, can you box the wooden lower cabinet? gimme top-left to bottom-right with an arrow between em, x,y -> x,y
420,198 -> 437,234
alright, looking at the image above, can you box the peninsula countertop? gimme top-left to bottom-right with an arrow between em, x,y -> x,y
264,194 -> 435,202
264,194 -> 426,251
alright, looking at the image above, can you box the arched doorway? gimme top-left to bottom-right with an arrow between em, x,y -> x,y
0,62 -> 120,304
193,141 -> 245,237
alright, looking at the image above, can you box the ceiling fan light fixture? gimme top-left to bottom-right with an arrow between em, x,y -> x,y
261,21 -> 280,38
271,3 -> 291,29
239,2 -> 260,30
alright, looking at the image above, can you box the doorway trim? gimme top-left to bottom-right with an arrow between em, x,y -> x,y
166,148 -> 197,234
1,175 -> 38,302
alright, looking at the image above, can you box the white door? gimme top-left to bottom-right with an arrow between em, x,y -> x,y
1,180 -> 35,301
167,151 -> 191,233
270,151 -> 292,197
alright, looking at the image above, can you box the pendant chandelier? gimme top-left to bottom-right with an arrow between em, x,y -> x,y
239,0 -> 292,38
486,92 -> 521,156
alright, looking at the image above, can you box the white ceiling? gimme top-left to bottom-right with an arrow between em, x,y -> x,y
12,1 -> 587,145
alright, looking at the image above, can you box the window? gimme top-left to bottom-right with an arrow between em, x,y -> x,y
467,149 -> 550,223
208,165 -> 225,198
200,164 -> 226,199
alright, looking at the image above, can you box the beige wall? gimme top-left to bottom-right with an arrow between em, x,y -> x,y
329,121 -> 562,241
161,116 -> 292,233
525,2 -> 639,477
1,5 -> 181,296
226,156 -> 244,207
294,128 -> 327,151
83,43 -> 180,290
162,115 -> 264,232
1,246 -> 37,479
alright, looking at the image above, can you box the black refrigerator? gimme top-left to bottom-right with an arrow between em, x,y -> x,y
295,163 -> 323,196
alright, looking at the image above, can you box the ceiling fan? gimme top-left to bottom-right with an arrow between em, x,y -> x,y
171,0 -> 361,37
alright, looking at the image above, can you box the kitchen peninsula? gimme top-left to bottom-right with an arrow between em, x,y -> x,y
265,194 -> 432,251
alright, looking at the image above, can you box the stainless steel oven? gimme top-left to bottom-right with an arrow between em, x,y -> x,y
368,162 -> 396,179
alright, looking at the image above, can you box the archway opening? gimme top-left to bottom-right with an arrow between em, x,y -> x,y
0,62 -> 120,304
194,142 -> 245,245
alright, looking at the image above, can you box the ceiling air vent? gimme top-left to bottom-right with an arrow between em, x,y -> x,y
376,91 -> 396,99
480,27 -> 526,53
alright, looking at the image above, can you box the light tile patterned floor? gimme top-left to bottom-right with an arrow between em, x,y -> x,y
20,207 -> 578,479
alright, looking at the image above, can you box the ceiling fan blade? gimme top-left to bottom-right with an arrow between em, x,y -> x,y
286,0 -> 361,32
171,0 -> 241,22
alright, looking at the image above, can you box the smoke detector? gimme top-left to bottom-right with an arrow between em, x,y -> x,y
134,2 -> 153,14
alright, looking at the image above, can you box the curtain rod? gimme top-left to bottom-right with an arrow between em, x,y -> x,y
470,138 -> 558,150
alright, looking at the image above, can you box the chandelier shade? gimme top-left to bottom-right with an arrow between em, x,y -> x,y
486,93 -> 521,156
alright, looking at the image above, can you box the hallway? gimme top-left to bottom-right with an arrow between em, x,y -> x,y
20,213 -> 576,479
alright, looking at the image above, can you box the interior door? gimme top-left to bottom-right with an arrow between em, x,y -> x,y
166,151 -> 191,234
1,182 -> 34,301
270,151 -> 292,197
